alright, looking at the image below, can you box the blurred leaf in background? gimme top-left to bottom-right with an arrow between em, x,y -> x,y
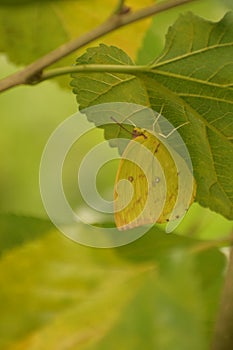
0,0 -> 153,71
0,215 -> 227,349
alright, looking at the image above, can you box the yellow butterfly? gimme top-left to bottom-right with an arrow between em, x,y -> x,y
114,123 -> 196,231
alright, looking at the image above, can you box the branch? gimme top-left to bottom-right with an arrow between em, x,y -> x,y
212,245 -> 233,350
0,0 -> 198,93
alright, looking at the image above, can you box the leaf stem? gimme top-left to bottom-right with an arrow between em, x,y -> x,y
114,0 -> 128,14
0,0 -> 198,93
212,245 -> 233,350
40,64 -> 148,82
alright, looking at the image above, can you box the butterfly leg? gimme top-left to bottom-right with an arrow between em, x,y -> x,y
152,104 -> 165,131
159,121 -> 190,139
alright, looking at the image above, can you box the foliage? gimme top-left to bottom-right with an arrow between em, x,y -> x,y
0,215 -> 226,349
71,12 -> 233,221
0,1 -> 232,349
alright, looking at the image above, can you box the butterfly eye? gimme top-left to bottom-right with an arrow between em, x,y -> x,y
128,176 -> 134,182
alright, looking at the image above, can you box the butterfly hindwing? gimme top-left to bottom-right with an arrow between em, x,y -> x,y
114,128 -> 196,230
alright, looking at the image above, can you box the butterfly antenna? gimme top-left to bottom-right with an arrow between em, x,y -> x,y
110,116 -> 132,135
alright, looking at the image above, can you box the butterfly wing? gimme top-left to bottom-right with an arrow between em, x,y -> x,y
114,129 -> 196,230
114,130 -> 175,229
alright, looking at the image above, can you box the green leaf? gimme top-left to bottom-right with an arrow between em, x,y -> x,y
0,214 -> 52,256
71,43 -> 148,108
0,0 -> 58,4
142,11 -> 233,220
0,0 -> 152,75
95,254 -> 208,350
136,15 -> 163,65
71,12 -> 233,220
221,0 -> 233,10
0,215 -> 226,349
0,2 -> 68,65
175,203 -> 233,240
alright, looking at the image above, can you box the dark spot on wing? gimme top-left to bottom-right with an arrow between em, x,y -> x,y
154,143 -> 160,154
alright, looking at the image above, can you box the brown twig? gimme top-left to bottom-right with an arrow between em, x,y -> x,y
0,0 -> 198,93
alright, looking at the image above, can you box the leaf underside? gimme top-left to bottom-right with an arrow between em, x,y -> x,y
71,12 -> 233,220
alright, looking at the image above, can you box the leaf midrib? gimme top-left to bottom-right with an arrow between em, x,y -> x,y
150,68 -> 233,90
153,41 -> 233,69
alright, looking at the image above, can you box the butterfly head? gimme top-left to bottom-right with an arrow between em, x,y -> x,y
132,128 -> 147,139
